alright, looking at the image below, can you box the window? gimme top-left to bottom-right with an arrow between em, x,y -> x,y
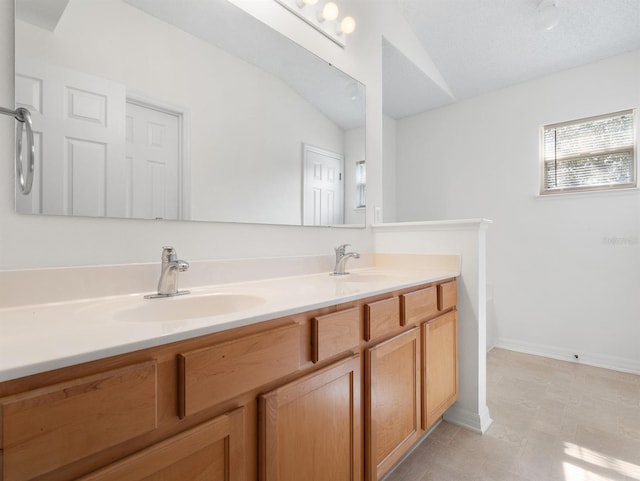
355,160 -> 366,208
541,110 -> 636,194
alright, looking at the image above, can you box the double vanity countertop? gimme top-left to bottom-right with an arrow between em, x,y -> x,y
0,255 -> 460,382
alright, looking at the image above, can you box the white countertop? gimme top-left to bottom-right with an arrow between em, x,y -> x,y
0,262 -> 459,382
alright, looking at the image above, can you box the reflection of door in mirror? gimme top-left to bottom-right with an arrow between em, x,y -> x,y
15,58 -> 185,220
302,144 -> 344,226
126,101 -> 182,220
15,58 -> 126,217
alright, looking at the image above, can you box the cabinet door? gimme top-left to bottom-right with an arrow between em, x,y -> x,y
260,355 -> 361,481
79,407 -> 245,481
422,311 -> 458,430
366,328 -> 420,481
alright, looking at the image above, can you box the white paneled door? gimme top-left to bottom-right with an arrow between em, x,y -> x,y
15,58 -> 127,217
125,101 -> 181,220
302,144 -> 344,226
15,58 -> 183,220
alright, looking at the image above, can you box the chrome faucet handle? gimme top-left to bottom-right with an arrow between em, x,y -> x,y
335,244 -> 350,256
161,246 -> 177,262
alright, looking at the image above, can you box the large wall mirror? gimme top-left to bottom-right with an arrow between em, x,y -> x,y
14,0 -> 366,227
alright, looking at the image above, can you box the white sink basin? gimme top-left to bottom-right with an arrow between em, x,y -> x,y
114,292 -> 266,322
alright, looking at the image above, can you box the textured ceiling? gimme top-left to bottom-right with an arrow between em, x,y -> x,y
382,37 -> 455,119
397,0 -> 640,103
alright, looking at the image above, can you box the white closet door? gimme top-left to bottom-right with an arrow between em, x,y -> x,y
125,102 -> 180,220
15,58 -> 126,217
302,144 -> 344,226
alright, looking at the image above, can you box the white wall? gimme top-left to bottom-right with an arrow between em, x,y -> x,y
382,114 -> 397,222
395,50 -> 640,373
344,127 -> 366,225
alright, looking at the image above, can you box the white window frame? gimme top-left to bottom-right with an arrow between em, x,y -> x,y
540,109 -> 636,195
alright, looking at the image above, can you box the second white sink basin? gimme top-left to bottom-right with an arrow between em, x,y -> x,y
115,292 -> 266,322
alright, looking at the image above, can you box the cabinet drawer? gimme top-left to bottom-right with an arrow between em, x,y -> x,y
311,307 -> 360,363
438,280 -> 457,311
79,407 -> 245,481
400,287 -> 438,325
364,297 -> 400,341
178,323 -> 300,418
0,361 -> 158,481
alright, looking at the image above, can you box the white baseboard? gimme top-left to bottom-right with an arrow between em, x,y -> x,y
443,405 -> 493,434
493,338 -> 640,375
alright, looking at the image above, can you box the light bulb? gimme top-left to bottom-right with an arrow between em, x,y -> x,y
320,2 -> 339,22
338,16 -> 356,34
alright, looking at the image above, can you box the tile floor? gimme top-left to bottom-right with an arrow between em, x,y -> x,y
385,348 -> 640,481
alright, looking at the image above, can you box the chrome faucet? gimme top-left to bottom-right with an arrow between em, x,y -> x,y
145,246 -> 190,298
332,244 -> 360,275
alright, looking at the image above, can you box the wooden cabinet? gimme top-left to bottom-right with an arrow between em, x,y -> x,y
177,323 -> 300,418
365,328 -> 420,481
364,297 -> 401,341
0,361 -> 158,481
422,311 -> 458,430
0,277 -> 457,481
259,356 -> 361,481
78,408 -> 245,481
311,307 -> 360,363
400,286 -> 438,325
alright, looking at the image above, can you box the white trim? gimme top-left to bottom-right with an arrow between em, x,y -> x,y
534,186 -> 640,200
443,405 -> 493,434
372,218 -> 493,231
492,338 -> 640,376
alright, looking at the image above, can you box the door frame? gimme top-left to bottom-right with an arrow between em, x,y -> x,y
301,143 -> 344,226
126,92 -> 191,220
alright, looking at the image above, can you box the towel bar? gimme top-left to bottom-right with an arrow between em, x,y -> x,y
0,105 -> 34,195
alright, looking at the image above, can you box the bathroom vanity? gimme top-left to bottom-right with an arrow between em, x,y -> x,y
0,262 -> 458,481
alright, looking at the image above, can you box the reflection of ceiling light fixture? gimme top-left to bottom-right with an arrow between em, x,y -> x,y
535,0 -> 560,31
318,2 -> 339,22
274,0 -> 356,47
338,16 -> 356,35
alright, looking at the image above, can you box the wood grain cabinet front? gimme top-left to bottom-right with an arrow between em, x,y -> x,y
177,323 -> 300,418
437,280 -> 457,312
366,328 -> 420,481
422,311 -> 458,430
310,307 -> 360,363
259,355 -> 361,481
364,297 -> 401,341
0,361 -> 158,481
78,407 -> 245,481
400,286 -> 438,325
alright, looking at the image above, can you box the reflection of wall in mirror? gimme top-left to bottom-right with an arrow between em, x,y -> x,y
15,0 -> 358,225
345,127 -> 366,225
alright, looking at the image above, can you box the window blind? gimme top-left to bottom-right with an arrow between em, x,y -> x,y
542,110 -> 636,194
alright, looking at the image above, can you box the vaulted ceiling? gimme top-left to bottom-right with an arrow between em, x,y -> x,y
384,0 -> 640,118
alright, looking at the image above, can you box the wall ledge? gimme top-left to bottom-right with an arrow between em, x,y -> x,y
372,218 -> 493,231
